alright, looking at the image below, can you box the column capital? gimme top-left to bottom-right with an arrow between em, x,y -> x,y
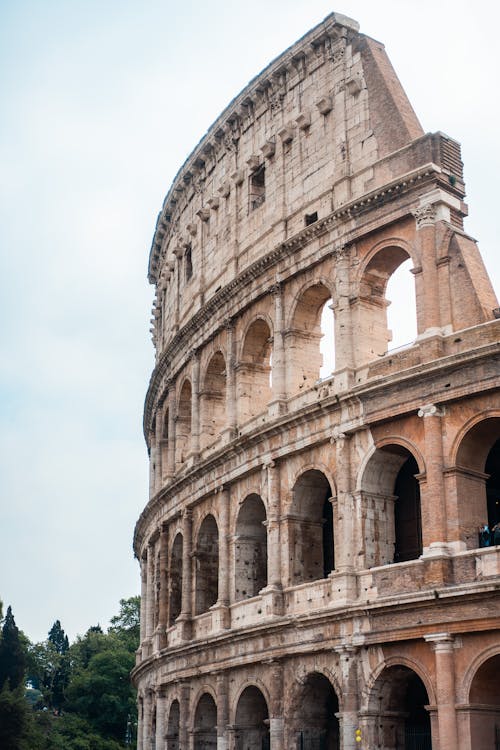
412,203 -> 438,229
418,403 -> 445,418
424,632 -> 455,651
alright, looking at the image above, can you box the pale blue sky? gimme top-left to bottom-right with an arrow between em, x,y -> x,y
1,0 -> 499,642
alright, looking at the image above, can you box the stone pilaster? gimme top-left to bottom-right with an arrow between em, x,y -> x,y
155,524 -> 168,650
269,283 -> 287,416
224,320 -> 237,439
166,386 -> 176,478
262,460 -> 283,615
190,352 -> 200,458
412,204 -> 441,334
179,683 -> 190,750
155,402 -> 164,492
178,509 -> 193,639
156,688 -> 166,750
333,246 -> 354,387
424,633 -> 459,750
216,672 -> 229,750
334,644 -> 359,750
215,487 -> 231,629
269,660 -> 284,750
142,690 -> 153,750
145,542 -> 155,643
418,404 -> 449,569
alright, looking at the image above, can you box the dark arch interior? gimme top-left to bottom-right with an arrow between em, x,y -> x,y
235,494 -> 268,600
291,470 -> 334,584
394,455 -> 422,562
371,666 -> 431,750
194,693 -> 217,750
295,672 -> 340,750
235,686 -> 269,750
486,438 -> 500,531
167,699 -> 180,750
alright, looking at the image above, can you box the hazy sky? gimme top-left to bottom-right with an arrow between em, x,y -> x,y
1,0 -> 499,643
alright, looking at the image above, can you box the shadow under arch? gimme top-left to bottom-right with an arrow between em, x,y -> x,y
200,350 -> 227,451
237,316 -> 273,424
233,684 -> 270,750
193,692 -> 217,750
289,671 -> 340,750
358,441 -> 423,567
234,493 -> 267,601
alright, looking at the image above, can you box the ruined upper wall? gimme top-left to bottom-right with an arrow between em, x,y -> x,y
148,12 -> 430,355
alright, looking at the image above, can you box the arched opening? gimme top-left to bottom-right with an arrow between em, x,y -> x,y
195,515 -> 219,615
237,319 -> 272,424
289,470 -> 334,585
193,693 -> 217,750
386,257 -> 418,349
454,418 -> 500,548
168,534 -> 183,626
359,445 -> 422,568
166,699 -> 180,750
176,380 -> 192,466
320,298 -> 335,379
200,351 -> 226,450
160,406 -> 169,479
356,246 -> 415,364
234,494 -> 268,601
468,654 -> 500,748
288,283 -> 333,393
293,672 -> 340,750
367,666 -> 432,750
234,686 -> 270,750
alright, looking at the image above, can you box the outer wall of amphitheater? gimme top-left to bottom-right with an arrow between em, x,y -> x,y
132,12 -> 500,750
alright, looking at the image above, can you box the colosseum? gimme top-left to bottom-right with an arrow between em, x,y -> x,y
132,11 -> 500,750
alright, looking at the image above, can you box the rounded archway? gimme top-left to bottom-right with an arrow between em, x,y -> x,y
193,693 -> 217,750
167,699 -> 180,750
176,379 -> 192,466
367,664 -> 432,750
234,685 -> 270,750
467,653 -> 500,748
359,444 -> 422,568
234,494 -> 267,601
454,417 -> 500,548
237,318 -> 272,424
289,470 -> 334,585
200,351 -> 226,450
168,533 -> 183,626
194,515 -> 219,615
288,282 -> 334,393
292,672 -> 340,750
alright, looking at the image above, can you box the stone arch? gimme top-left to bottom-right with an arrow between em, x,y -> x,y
234,493 -> 268,601
234,684 -> 270,750
286,280 -> 335,394
194,514 -> 219,615
289,671 -> 340,750
450,414 -> 500,548
200,350 -> 227,450
176,378 -> 192,466
353,240 -> 417,364
364,661 -> 433,750
166,697 -> 180,750
466,652 -> 500,749
358,442 -> 423,567
237,316 -> 273,424
168,532 -> 183,626
288,468 -> 335,585
193,692 -> 217,750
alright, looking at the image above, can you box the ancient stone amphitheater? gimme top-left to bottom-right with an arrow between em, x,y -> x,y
132,12 -> 500,750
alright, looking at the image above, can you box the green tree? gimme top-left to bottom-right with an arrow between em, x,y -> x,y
0,606 -> 26,689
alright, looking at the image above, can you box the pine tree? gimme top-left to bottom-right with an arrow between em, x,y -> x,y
45,619 -> 70,710
0,606 -> 26,690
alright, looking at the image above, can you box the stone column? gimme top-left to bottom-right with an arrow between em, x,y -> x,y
179,683 -> 190,750
215,487 -> 231,629
424,633 -> 459,750
137,695 -> 144,750
155,402 -> 164,493
225,320 -> 237,439
149,428 -> 156,497
269,283 -> 287,416
145,542 -> 155,645
418,404 -> 449,569
190,352 -> 200,458
140,555 -> 147,645
167,388 -> 176,477
269,660 -> 284,750
216,672 -> 229,750
156,524 -> 168,650
178,509 -> 193,640
156,688 -> 166,750
334,644 -> 359,750
412,205 -> 441,333
142,690 -> 152,750
333,246 -> 354,388
263,461 -> 283,615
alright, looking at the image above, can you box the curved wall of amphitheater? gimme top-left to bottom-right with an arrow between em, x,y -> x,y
132,12 -> 500,750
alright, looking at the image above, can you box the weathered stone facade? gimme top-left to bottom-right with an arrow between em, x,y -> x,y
132,13 -> 500,750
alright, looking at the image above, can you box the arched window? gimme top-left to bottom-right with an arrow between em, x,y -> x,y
167,699 -> 180,750
468,654 -> 500,747
289,470 -> 334,585
168,534 -> 183,626
200,352 -> 226,450
193,694 -> 217,750
359,445 -> 422,567
288,283 -> 333,393
194,515 -> 219,615
184,245 -> 193,281
234,494 -> 267,601
237,319 -> 272,424
234,687 -> 269,750
292,672 -> 339,750
356,246 -> 416,364
176,380 -> 192,466
386,257 -> 417,349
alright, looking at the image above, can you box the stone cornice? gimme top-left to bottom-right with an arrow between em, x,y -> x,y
144,162 -> 444,440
